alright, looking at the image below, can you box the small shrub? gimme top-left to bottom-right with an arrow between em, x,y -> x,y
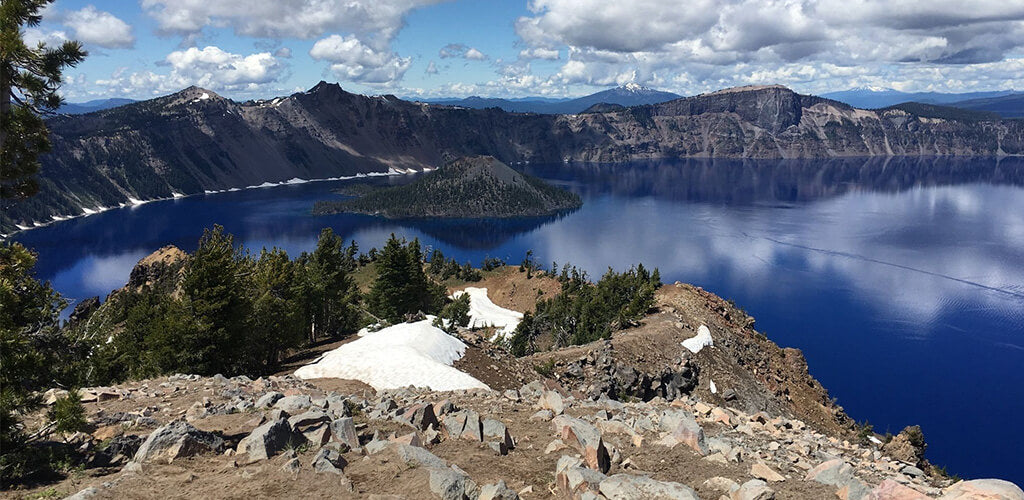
433,293 -> 471,334
48,390 -> 87,437
533,359 -> 556,378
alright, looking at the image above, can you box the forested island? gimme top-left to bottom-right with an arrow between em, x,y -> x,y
312,156 -> 582,218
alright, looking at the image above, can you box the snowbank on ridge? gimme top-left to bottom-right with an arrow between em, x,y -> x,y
682,324 -> 713,353
452,287 -> 523,340
294,319 -> 489,391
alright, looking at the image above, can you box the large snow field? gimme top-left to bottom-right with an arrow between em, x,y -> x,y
294,319 -> 489,391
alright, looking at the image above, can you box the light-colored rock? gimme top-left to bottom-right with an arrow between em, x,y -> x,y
302,423 -> 331,448
867,479 -> 929,499
750,462 -> 785,482
837,478 -> 871,500
599,474 -> 699,499
552,415 -> 611,473
730,479 -> 775,500
703,476 -> 740,494
530,410 -> 555,421
479,480 -> 519,500
390,443 -> 447,468
281,457 -> 301,473
805,459 -> 855,486
399,403 -> 439,431
662,413 -> 709,456
64,487 -> 101,499
255,391 -> 283,409
540,391 -> 565,415
311,444 -> 347,475
288,410 -> 330,430
940,479 -> 1024,500
133,421 -> 225,464
556,457 -> 607,499
391,432 -> 423,448
42,388 -> 69,405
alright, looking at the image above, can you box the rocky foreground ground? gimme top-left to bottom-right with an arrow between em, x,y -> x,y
9,372 -> 1021,500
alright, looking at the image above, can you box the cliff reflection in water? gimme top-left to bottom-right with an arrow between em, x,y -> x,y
522,156 -> 1024,205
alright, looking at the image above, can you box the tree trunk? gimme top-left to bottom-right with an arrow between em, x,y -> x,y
0,61 -> 10,161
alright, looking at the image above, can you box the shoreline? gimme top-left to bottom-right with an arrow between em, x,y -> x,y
1,168 -> 428,239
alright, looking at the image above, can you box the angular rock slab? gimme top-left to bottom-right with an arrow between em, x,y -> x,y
940,479 -> 1024,500
133,421 -> 224,464
866,479 -> 930,500
599,474 -> 700,500
552,416 -> 611,473
237,417 -> 298,461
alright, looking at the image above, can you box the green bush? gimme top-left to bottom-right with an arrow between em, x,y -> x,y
508,263 -> 661,353
48,390 -> 87,437
433,293 -> 471,334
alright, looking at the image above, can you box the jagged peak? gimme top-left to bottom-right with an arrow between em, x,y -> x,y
306,80 -> 344,94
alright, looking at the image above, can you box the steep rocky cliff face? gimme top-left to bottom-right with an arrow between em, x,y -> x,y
4,83 -> 1023,233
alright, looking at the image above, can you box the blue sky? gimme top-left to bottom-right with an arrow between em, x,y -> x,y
27,0 -> 1024,102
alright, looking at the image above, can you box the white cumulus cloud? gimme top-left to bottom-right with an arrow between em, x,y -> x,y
141,0 -> 445,46
95,46 -> 286,97
63,6 -> 135,49
310,34 -> 412,84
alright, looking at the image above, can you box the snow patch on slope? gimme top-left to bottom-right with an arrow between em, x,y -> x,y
682,324 -> 713,353
452,287 -> 523,341
294,319 -> 489,392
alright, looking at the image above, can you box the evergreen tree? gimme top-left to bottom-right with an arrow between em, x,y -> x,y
247,248 -> 304,370
1,0 -> 86,199
367,235 -> 445,323
304,228 -> 359,341
0,242 -> 66,480
433,292 -> 471,334
179,225 -> 250,375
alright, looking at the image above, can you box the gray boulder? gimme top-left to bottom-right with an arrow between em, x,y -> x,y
255,391 -> 283,409
289,410 -> 331,430
237,417 -> 298,461
483,418 -> 514,451
311,443 -> 347,475
330,417 -> 360,450
132,421 -> 224,464
428,466 -> 479,500
274,394 -> 312,413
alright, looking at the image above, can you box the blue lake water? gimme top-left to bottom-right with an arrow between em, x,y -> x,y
10,157 -> 1024,484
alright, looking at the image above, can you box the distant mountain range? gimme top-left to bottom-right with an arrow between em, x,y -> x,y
5,82 -> 1024,234
947,94 -> 1024,119
58,98 -> 137,115
822,88 -> 1024,118
416,83 -> 681,114
821,88 -> 1019,108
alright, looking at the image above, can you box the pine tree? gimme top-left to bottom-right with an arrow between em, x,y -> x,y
304,228 -> 359,341
248,248 -> 304,371
0,241 -> 66,480
179,225 -> 250,374
367,235 -> 445,323
1,0 -> 86,199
